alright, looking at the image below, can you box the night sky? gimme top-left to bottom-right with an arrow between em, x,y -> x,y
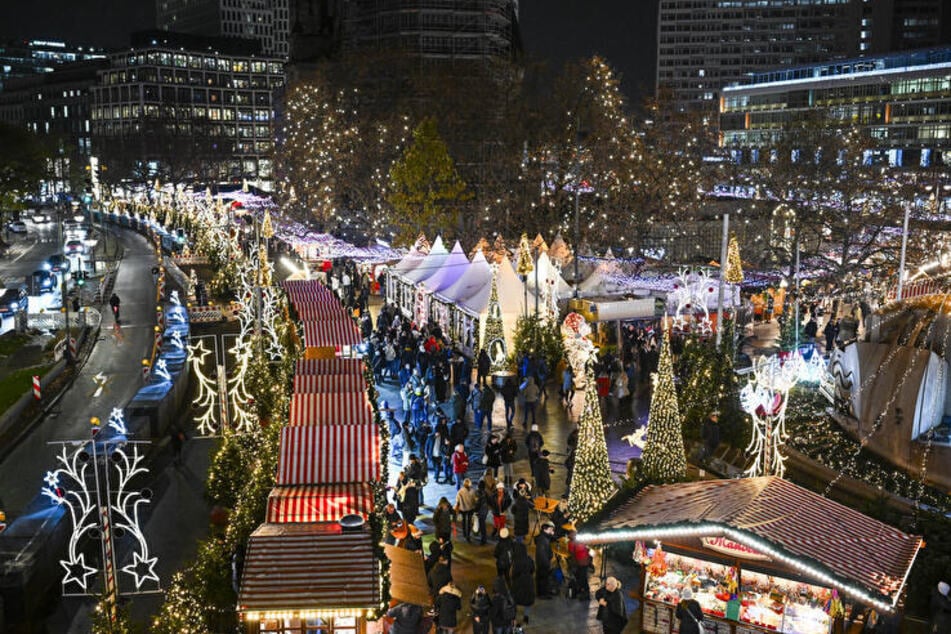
0,0 -> 657,103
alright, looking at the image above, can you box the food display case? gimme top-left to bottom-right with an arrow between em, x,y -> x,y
739,569 -> 832,634
644,551 -> 733,618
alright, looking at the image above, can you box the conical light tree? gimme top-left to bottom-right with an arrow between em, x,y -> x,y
568,360 -> 616,524
641,328 -> 687,484
516,233 -> 534,277
481,264 -> 507,372
725,234 -> 744,284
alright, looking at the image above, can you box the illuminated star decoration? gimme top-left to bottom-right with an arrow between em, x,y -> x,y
121,550 -> 159,590
108,407 -> 128,435
188,338 -> 221,435
169,290 -> 180,305
61,553 -> 98,591
153,359 -> 171,382
169,330 -> 184,349
43,470 -> 61,492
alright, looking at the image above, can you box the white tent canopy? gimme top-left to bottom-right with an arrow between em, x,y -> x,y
526,251 -> 573,299
437,249 -> 492,314
405,235 -> 448,285
578,249 -> 625,297
422,240 -> 469,293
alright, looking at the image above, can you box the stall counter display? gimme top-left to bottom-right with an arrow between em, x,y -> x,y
644,550 -> 732,618
739,569 -> 832,634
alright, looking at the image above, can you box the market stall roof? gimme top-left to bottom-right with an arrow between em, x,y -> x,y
295,358 -> 366,376
292,372 -> 368,394
421,240 -> 469,293
301,318 -> 362,348
578,477 -> 922,608
578,249 -> 625,296
385,544 -> 432,608
392,244 -> 428,276
435,249 -> 492,313
295,301 -> 351,320
526,251 -> 573,299
277,423 -> 380,485
288,392 -> 373,425
283,279 -> 335,303
237,523 -> 380,616
267,483 -> 375,523
404,235 -> 448,284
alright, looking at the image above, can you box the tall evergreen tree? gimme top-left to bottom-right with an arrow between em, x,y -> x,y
568,361 -> 616,524
641,329 -> 687,484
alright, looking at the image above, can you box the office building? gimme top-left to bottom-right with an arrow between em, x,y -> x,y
0,39 -> 106,91
657,0 -> 951,113
90,31 -> 284,189
156,0 -> 290,58
720,47 -> 951,167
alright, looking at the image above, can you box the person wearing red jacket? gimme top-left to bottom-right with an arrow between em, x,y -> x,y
451,444 -> 469,491
567,530 -> 592,600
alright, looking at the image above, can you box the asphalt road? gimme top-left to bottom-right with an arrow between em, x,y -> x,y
0,228 -> 159,519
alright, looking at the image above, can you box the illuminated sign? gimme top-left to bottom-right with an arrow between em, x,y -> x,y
701,536 -> 771,562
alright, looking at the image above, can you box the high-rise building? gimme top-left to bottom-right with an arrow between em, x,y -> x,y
0,39 -> 106,91
657,0 -> 951,113
90,31 -> 284,189
156,0 -> 290,58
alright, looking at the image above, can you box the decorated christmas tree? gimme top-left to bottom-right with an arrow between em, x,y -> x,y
481,264 -> 508,371
725,234 -> 744,284
641,328 -> 687,484
568,360 -> 616,524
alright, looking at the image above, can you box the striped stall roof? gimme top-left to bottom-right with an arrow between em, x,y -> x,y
295,358 -> 366,376
267,483 -> 375,523
289,392 -> 373,426
292,373 -> 367,394
295,302 -> 351,320
237,523 -> 380,613
277,424 -> 380,484
283,279 -> 334,300
302,319 -> 362,347
583,476 -> 922,604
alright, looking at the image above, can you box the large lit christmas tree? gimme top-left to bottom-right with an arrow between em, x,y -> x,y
481,264 -> 507,371
516,233 -> 534,277
568,360 -> 616,524
641,328 -> 687,484
725,234 -> 744,284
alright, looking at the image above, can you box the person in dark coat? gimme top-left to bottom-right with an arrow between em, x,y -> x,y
525,424 -> 544,465
386,601 -> 423,634
532,449 -> 553,496
931,581 -> 951,634
399,479 -> 420,527
383,503 -> 403,545
510,541 -> 536,626
480,384 -> 496,430
434,581 -> 463,632
427,535 -> 454,573
489,576 -> 516,633
500,378 -> 518,428
676,587 -> 704,634
477,349 -> 491,386
470,584 -> 492,634
535,521 -> 557,598
596,576 -> 628,634
488,482 -> 511,538
511,490 -> 532,543
427,555 -> 452,597
432,497 -> 454,541
474,479 -> 490,545
500,430 -> 519,484
493,528 -> 515,583
483,434 -> 502,478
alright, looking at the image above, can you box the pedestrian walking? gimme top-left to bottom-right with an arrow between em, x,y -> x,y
493,528 -> 515,583
931,581 -> 951,633
386,601 -> 423,634
432,497 -> 454,542
483,434 -> 502,478
500,378 -> 517,428
510,541 -> 536,626
596,576 -> 629,634
561,363 -> 575,407
532,449 -> 552,497
474,479 -> 490,546
454,478 -> 478,543
451,444 -> 469,491
489,576 -> 517,634
535,521 -> 557,598
512,489 -> 531,544
488,482 -> 511,538
525,424 -> 544,465
566,530 -> 592,600
500,430 -> 518,485
676,587 -> 704,634
480,384 -> 496,431
520,376 -> 539,427
398,478 -> 421,526
477,349 -> 491,387
470,584 -> 492,634
169,424 -> 185,466
427,554 -> 452,596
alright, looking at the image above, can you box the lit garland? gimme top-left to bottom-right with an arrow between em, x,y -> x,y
187,339 -> 223,436
640,328 -> 687,484
568,360 -> 617,524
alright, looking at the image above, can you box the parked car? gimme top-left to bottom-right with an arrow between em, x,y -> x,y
46,254 -> 71,273
64,239 -> 85,255
31,270 -> 56,294
0,285 -> 28,316
6,220 -> 27,234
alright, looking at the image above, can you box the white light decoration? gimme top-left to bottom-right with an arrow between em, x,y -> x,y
622,425 -> 648,449
169,290 -> 180,305
227,336 -> 257,433
795,347 -> 828,385
561,312 -> 595,380
188,338 -> 222,436
108,407 -> 127,435
668,266 -> 715,335
169,330 -> 184,350
153,359 -> 171,382
740,354 -> 803,478
42,438 -> 159,595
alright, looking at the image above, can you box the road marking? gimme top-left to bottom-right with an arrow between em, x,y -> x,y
91,372 -> 112,398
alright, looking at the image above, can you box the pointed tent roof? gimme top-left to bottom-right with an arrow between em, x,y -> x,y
392,245 -> 427,276
405,235 -> 448,284
579,250 -> 625,296
496,254 -> 537,318
422,241 -> 470,293
548,233 -> 573,267
438,249 -> 493,314
527,251 -> 573,299
468,237 -> 490,260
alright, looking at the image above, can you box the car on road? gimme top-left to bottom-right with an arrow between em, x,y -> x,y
63,221 -> 90,239
30,210 -> 51,224
31,270 -> 56,294
64,239 -> 85,255
6,220 -> 27,234
0,285 -> 28,316
46,254 -> 71,273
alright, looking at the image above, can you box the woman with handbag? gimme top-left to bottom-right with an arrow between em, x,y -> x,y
676,587 -> 705,634
454,478 -> 478,543
595,576 -> 628,634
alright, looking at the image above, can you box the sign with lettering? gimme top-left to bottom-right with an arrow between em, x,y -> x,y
701,536 -> 771,562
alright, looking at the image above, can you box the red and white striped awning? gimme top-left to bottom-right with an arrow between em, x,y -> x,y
277,424 -> 380,484
292,373 -> 367,394
295,358 -> 366,376
289,392 -> 373,426
237,523 -> 380,614
295,302 -> 351,320
266,483 -> 375,523
283,279 -> 334,301
302,319 -> 362,347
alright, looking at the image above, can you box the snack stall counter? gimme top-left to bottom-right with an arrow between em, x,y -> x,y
577,478 -> 922,634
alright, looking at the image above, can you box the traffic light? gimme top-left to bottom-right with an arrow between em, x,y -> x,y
76,270 -> 86,287
70,271 -> 78,282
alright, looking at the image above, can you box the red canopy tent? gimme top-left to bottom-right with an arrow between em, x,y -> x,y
295,358 -> 366,376
266,483 -> 375,523
277,424 -> 381,485
288,392 -> 373,426
292,373 -> 367,394
301,319 -> 362,348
